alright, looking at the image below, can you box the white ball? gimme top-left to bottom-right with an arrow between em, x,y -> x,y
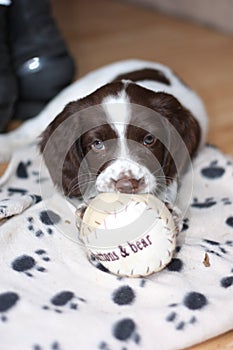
78,193 -> 178,277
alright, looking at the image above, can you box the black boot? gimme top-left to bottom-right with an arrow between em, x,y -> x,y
9,0 -> 76,120
0,5 -> 18,132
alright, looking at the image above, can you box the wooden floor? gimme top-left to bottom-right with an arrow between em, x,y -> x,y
4,0 -> 233,348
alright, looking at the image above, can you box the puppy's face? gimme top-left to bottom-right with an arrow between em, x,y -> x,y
40,82 -> 200,200
80,104 -> 166,196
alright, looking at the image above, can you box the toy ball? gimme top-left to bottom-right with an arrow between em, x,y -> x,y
77,193 -> 178,277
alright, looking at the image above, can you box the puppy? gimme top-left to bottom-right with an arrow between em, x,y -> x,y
40,60 -> 208,219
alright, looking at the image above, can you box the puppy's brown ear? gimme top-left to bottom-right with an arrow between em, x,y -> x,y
150,92 -> 201,176
40,101 -> 83,197
151,93 -> 201,153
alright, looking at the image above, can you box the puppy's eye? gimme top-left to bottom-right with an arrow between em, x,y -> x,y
143,134 -> 156,147
91,139 -> 105,151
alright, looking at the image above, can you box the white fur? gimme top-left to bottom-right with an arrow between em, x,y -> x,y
96,159 -> 157,194
102,89 -> 131,160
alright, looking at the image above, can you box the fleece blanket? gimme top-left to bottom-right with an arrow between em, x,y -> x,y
0,134 -> 232,350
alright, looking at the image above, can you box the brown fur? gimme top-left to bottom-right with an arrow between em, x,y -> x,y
112,68 -> 171,85
40,81 -> 200,197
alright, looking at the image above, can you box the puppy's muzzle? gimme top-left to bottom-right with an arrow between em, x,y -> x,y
114,177 -> 145,194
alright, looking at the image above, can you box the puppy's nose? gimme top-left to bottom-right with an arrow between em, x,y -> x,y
115,178 -> 141,193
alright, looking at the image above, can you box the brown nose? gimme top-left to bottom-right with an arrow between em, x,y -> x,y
115,178 -> 141,193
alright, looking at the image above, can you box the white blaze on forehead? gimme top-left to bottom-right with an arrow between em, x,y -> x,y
102,90 -> 131,159
102,90 -> 131,139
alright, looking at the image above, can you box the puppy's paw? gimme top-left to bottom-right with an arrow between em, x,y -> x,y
165,202 -> 183,235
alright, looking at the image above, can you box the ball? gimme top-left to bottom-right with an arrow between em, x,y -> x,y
78,193 -> 178,277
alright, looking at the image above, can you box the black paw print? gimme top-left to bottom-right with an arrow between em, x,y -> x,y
166,258 -> 183,272
7,187 -> 27,196
166,291 -> 208,330
139,278 -> 147,288
16,160 -> 49,184
221,197 -> 232,206
0,291 -> 19,322
11,250 -> 50,277
33,341 -> 63,350
201,239 -> 232,258
181,218 -> 189,231
226,216 -> 233,228
99,318 -> 140,349
16,160 -> 32,179
201,160 -> 225,179
112,318 -> 140,344
220,267 -> 233,289
98,341 -> 111,350
27,210 -> 61,237
166,245 -> 183,272
112,286 -> 136,306
191,197 -> 217,209
42,291 -> 86,313
32,169 -> 50,184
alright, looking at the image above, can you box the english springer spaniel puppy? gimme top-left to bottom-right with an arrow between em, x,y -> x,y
40,60 -> 208,218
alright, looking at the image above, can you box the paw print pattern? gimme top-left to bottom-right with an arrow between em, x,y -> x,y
220,267 -> 233,289
181,218 -> 189,232
201,239 -> 233,258
201,160 -> 225,179
16,160 -> 32,179
112,318 -> 140,344
39,210 -> 61,226
0,291 -> 19,322
32,341 -> 63,350
16,160 -> 49,185
139,278 -> 147,288
98,319 -> 140,348
98,284 -> 143,349
27,210 -> 61,237
112,286 -> 136,306
7,187 -> 28,196
11,250 -> 50,277
192,197 -> 232,209
42,291 -> 86,313
166,258 -> 183,272
191,197 -> 217,209
166,291 -> 208,330
32,170 -> 50,184
98,341 -> 111,350
165,245 -> 184,272
226,216 -> 233,228
221,197 -> 232,206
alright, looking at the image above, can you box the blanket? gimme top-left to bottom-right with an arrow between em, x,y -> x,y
0,128 -> 233,349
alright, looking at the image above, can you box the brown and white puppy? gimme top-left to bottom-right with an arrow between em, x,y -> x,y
40,60 -> 208,214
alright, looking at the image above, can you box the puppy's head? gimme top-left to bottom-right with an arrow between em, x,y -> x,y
40,82 -> 200,200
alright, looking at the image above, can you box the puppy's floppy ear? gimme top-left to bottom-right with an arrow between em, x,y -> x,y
150,92 -> 201,177
40,101 -> 83,197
